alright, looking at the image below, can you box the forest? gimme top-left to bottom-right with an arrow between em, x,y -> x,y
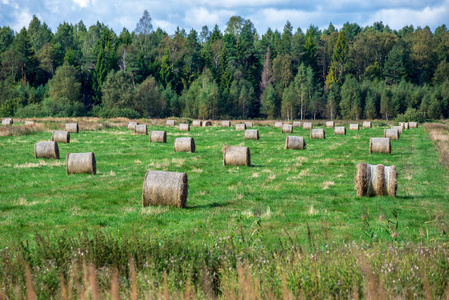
0,10 -> 449,121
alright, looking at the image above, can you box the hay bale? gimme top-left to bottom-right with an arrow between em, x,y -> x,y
235,124 -> 246,131
52,130 -> 70,143
285,136 -> 306,150
384,129 -> 400,140
192,120 -> 202,127
222,121 -> 231,127
2,118 -> 13,125
392,126 -> 403,134
363,122 -> 372,128
355,163 -> 397,197
245,121 -> 253,127
134,124 -> 148,135
349,124 -> 359,131
310,128 -> 325,139
282,124 -> 293,133
274,122 -> 283,128
166,120 -> 175,126
223,145 -> 251,167
303,122 -> 313,130
25,121 -> 35,126
293,121 -> 302,127
334,126 -> 346,135
400,122 -> 409,129
66,152 -> 96,175
203,121 -> 212,127
150,131 -> 167,143
326,121 -> 335,128
66,123 -> 79,133
245,129 -> 259,140
128,122 -> 138,130
179,123 -> 190,131
142,171 -> 188,208
369,138 -> 391,154
34,141 -> 59,159
174,137 -> 195,153
409,122 -> 418,128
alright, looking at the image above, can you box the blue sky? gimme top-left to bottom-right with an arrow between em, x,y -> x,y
0,0 -> 448,35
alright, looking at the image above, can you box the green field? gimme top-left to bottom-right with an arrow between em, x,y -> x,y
0,119 -> 448,298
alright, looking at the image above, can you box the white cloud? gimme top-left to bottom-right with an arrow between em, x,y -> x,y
12,9 -> 33,31
73,0 -> 91,8
183,7 -> 235,29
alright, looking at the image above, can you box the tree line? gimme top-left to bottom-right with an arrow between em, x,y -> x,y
1,11 -> 448,121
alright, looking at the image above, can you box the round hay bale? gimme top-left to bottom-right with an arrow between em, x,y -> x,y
174,137 -> 195,153
369,138 -> 391,154
128,122 -> 138,130
409,122 -> 418,128
349,124 -> 359,130
235,124 -> 246,131
179,123 -> 190,131
166,120 -> 175,126
392,126 -> 403,134
66,152 -> 96,175
66,123 -> 79,133
245,129 -> 259,140
142,171 -> 188,208
203,121 -> 212,127
222,121 -> 231,127
310,128 -> 325,139
400,122 -> 409,129
150,131 -> 167,143
25,120 -> 35,126
285,136 -> 306,150
334,126 -> 346,135
293,121 -> 302,127
134,124 -> 148,135
363,122 -> 372,128
282,124 -> 293,133
355,163 -> 397,197
34,141 -> 59,159
274,122 -> 283,128
192,120 -> 202,127
303,122 -> 313,130
2,118 -> 13,125
223,145 -> 251,167
245,121 -> 253,127
384,129 -> 400,140
52,130 -> 70,143
326,121 -> 334,128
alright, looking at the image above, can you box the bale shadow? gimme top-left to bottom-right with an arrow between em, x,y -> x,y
186,201 -> 231,209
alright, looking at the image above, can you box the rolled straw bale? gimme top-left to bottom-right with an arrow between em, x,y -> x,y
392,126 -> 403,134
326,121 -> 335,128
223,145 -> 251,167
245,121 -> 253,127
349,124 -> 359,130
34,141 -> 59,159
66,152 -> 96,175
285,136 -> 306,150
66,123 -> 79,133
334,126 -> 346,135
245,129 -> 259,140
282,124 -> 293,133
192,120 -> 202,127
166,120 -> 175,126
235,124 -> 246,131
203,121 -> 212,127
179,123 -> 190,131
25,120 -> 34,126
174,137 -> 195,153
222,121 -> 231,127
303,122 -> 313,130
401,122 -> 409,129
52,130 -> 70,143
293,121 -> 302,127
134,124 -> 148,135
274,122 -> 283,128
369,138 -> 391,154
355,163 -> 397,197
310,128 -> 325,139
384,129 -> 400,140
409,122 -> 418,128
363,122 -> 372,129
2,118 -> 13,125
142,171 -> 188,208
128,122 -> 138,130
150,131 -> 167,143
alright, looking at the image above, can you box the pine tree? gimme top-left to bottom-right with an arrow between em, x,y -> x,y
384,45 -> 406,84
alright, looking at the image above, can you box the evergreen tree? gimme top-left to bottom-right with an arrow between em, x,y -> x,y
384,45 -> 406,84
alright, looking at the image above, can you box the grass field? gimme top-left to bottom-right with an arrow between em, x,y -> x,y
0,118 -> 448,298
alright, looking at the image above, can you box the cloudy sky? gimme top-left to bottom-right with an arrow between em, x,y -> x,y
1,0 -> 448,35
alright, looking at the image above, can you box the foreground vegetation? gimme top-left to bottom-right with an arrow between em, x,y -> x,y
0,118 -> 448,298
